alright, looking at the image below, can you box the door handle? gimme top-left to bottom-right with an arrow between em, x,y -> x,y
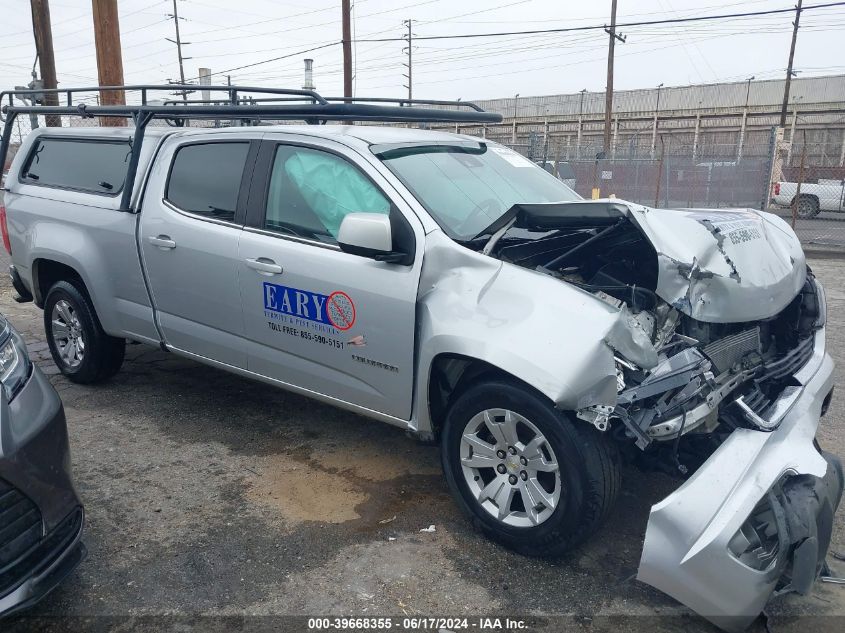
245,257 -> 283,275
148,235 -> 176,249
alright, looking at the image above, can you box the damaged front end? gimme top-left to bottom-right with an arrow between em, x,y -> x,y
635,324 -> 841,631
477,200 -> 841,630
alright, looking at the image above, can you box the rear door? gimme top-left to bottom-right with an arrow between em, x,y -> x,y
139,133 -> 260,367
236,135 -> 424,420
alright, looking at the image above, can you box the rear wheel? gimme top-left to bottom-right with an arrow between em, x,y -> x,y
796,196 -> 820,219
441,380 -> 620,557
44,280 -> 125,383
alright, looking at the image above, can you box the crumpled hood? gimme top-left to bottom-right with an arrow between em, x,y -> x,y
623,203 -> 806,323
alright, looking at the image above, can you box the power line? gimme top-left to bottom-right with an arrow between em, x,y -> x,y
161,2 -> 845,88
357,29 -> 838,90
185,20 -> 845,88
194,22 -> 845,90
352,2 -> 845,42
185,42 -> 341,81
183,0 -> 439,46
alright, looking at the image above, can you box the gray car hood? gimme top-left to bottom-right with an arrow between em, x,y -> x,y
622,203 -> 806,323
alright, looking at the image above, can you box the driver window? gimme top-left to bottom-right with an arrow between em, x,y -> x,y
265,145 -> 390,241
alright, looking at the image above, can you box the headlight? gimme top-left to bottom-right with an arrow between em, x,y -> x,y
728,495 -> 781,572
0,326 -> 32,401
813,277 -> 826,328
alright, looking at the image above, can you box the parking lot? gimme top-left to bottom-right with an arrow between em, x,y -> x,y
771,209 -> 845,250
2,249 -> 844,633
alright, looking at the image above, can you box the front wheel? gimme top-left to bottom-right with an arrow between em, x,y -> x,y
441,381 -> 620,557
43,280 -> 125,383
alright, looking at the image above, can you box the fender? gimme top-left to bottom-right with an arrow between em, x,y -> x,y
411,231 -> 655,435
23,214 -> 158,344
27,225 -> 117,329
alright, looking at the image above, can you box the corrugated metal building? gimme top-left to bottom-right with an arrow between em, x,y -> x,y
475,74 -> 845,117
435,75 -> 845,167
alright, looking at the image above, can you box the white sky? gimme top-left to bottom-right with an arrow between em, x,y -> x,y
1,0 -> 844,100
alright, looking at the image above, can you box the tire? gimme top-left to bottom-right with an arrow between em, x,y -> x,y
796,196 -> 820,219
43,280 -> 125,384
441,380 -> 620,557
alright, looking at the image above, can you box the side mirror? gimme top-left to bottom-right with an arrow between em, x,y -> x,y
338,213 -> 407,264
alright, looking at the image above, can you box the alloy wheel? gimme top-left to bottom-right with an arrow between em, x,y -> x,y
460,408 -> 562,527
51,299 -> 85,368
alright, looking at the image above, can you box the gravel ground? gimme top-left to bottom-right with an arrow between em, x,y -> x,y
1,253 -> 844,633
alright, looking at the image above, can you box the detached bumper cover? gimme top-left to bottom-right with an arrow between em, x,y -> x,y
637,328 -> 841,632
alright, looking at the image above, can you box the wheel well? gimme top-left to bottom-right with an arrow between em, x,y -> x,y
33,259 -> 83,307
427,353 -> 543,440
794,193 -> 819,204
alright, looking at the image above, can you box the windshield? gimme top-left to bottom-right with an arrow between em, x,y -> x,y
375,142 -> 581,240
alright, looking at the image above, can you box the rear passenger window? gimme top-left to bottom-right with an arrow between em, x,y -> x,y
20,137 -> 130,194
166,142 -> 250,222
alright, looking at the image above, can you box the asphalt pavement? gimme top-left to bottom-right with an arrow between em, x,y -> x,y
1,251 -> 843,633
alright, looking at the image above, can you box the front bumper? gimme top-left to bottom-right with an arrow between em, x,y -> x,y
637,328 -> 841,631
0,364 -> 86,617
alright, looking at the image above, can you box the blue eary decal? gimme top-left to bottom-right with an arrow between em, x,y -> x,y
264,282 -> 327,324
264,282 -> 358,331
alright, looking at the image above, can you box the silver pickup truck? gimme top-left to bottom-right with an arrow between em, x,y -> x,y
0,89 -> 840,630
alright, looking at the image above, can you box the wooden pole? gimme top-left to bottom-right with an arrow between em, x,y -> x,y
654,136 -> 665,208
92,0 -> 126,126
342,0 -> 352,99
170,0 -> 189,102
404,19 -> 413,100
780,0 -> 803,127
792,130 -> 807,229
603,0 -> 624,155
29,0 -> 60,126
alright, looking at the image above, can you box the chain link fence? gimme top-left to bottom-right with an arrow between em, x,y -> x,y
771,125 -> 845,249
468,120 -> 845,251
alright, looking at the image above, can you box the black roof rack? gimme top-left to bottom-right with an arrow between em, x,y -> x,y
0,84 -> 501,211
0,84 -> 497,123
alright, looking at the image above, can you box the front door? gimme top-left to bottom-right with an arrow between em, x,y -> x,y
139,137 -> 259,367
237,137 -> 423,419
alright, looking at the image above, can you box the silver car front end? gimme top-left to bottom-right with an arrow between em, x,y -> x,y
637,325 -> 841,631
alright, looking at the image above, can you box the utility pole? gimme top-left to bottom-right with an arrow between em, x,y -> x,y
650,83 -> 663,159
744,75 -> 755,109
577,88 -> 586,159
603,0 -> 625,155
403,19 -> 413,100
92,0 -> 126,127
167,0 -> 190,102
737,76 -> 754,161
342,0 -> 352,99
29,0 -> 60,126
780,0 -> 803,127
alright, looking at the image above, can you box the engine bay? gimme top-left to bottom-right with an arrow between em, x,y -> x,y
468,201 -> 823,471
